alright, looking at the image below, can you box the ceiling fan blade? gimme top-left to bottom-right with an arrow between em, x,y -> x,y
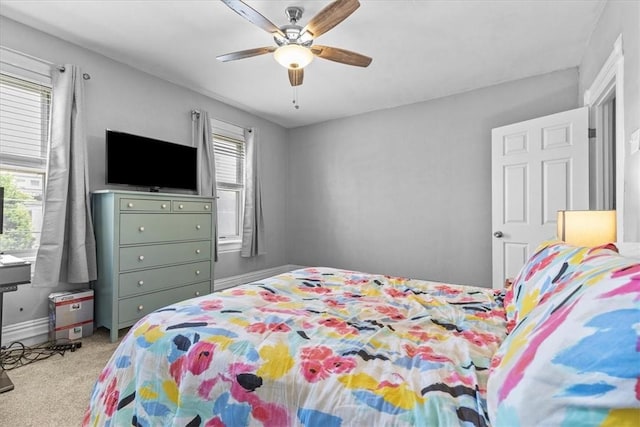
311,45 -> 372,67
216,46 -> 276,62
220,0 -> 285,38
288,68 -> 304,86
303,0 -> 360,38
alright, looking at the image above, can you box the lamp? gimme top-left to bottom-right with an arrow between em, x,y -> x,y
557,210 -> 617,246
274,44 -> 314,69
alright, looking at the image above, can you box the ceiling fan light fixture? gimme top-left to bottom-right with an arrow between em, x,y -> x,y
274,44 -> 314,69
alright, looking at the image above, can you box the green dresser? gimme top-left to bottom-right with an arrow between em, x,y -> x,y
92,191 -> 215,342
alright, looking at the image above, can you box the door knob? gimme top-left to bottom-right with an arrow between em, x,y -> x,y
493,231 -> 504,238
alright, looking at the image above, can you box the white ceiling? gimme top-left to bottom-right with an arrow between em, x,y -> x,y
0,0 -> 606,128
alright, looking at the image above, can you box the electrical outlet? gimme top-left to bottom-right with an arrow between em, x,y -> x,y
630,129 -> 640,155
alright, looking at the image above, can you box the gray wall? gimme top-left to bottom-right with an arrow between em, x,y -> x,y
2,0 -> 636,330
579,0 -> 640,242
287,69 -> 579,287
0,16 -> 289,326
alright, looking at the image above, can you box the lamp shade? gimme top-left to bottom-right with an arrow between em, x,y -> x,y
274,44 -> 314,69
557,210 -> 617,246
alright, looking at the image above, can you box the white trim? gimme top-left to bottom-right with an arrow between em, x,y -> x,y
214,264 -> 306,291
0,46 -> 53,86
212,123 -> 246,246
583,34 -> 625,240
211,118 -> 245,140
218,239 -> 242,253
583,35 -> 623,105
1,316 -> 49,347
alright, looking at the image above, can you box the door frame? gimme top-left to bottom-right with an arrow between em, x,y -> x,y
583,34 -> 625,241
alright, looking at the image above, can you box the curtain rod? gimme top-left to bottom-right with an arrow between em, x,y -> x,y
191,110 -> 251,132
57,65 -> 91,80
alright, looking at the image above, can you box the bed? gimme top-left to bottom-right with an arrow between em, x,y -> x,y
83,244 -> 640,427
83,267 -> 507,426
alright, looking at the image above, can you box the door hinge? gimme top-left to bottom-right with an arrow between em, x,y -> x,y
588,128 -> 596,138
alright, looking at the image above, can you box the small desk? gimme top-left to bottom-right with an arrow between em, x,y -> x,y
0,261 -> 31,393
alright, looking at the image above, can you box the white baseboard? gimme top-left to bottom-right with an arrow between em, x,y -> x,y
214,264 -> 306,291
2,316 -> 49,347
2,264 -> 307,346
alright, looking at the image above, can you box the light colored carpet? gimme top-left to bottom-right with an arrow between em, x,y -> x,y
0,328 -> 121,427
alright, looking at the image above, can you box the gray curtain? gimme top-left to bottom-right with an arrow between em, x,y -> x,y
192,110 -> 218,261
33,65 -> 97,287
241,128 -> 265,257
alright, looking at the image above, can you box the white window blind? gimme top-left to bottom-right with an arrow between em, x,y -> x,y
0,74 -> 50,167
214,135 -> 245,188
212,120 -> 246,247
0,70 -> 52,255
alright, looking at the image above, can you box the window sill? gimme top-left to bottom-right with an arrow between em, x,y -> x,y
219,240 -> 242,253
1,252 -> 37,263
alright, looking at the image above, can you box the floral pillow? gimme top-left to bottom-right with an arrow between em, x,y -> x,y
488,249 -> 640,426
504,239 -> 618,332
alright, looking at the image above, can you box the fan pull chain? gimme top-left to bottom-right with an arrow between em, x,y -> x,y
292,87 -> 300,110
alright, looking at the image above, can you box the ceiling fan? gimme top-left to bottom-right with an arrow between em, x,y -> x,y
216,0 -> 372,87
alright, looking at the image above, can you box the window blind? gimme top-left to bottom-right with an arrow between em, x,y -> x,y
212,120 -> 245,188
0,73 -> 51,169
214,136 -> 244,187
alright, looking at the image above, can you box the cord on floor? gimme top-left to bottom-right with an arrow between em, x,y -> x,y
0,340 -> 82,371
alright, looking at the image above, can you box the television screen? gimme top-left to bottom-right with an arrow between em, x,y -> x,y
106,130 -> 198,192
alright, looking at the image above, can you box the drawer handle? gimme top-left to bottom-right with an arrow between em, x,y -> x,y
204,205 -> 210,210
128,202 -> 134,208
195,249 -> 201,254
195,270 -> 201,275
137,280 -> 144,287
137,305 -> 144,312
196,225 -> 201,230
139,226 -> 145,232
179,204 -> 184,209
138,255 -> 145,261
161,204 -> 167,209
195,291 -> 201,297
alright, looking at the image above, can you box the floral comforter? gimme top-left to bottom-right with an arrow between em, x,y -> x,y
83,267 -> 507,426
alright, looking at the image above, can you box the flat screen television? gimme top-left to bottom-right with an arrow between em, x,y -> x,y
106,130 -> 198,192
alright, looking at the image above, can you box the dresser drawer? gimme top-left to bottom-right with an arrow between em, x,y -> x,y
120,198 -> 171,212
119,241 -> 211,271
118,281 -> 210,324
119,261 -> 211,297
120,213 -> 211,244
173,200 -> 213,212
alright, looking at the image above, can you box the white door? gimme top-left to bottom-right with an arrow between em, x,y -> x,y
491,107 -> 589,288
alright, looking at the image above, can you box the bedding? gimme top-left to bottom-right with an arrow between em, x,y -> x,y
502,240 -> 618,333
83,267 -> 507,426
487,240 -> 640,426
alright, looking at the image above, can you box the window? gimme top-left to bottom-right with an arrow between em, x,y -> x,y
0,54 -> 52,258
211,120 -> 245,251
